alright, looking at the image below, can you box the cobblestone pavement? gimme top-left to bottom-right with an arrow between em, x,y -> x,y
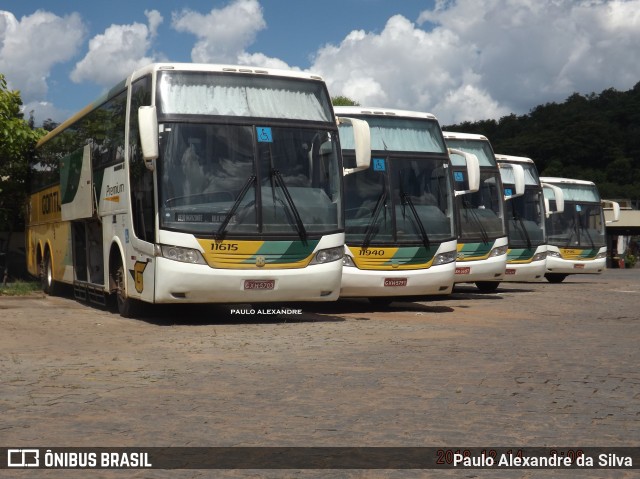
1,269 -> 639,478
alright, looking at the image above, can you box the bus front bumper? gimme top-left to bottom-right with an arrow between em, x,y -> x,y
153,257 -> 343,303
545,256 -> 606,275
454,255 -> 507,284
340,263 -> 455,298
502,261 -> 547,282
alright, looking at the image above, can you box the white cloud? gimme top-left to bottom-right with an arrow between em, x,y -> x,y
22,100 -> 71,126
71,10 -> 164,87
306,0 -> 640,124
172,0 -> 266,64
237,52 -> 299,71
0,10 -> 85,101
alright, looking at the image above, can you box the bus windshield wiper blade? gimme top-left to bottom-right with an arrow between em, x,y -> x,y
512,211 -> 531,250
464,201 -> 490,243
401,192 -> 430,249
362,190 -> 387,249
271,169 -> 307,243
215,175 -> 256,240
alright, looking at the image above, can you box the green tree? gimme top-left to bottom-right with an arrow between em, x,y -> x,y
445,81 -> 640,202
332,95 -> 360,106
0,73 -> 46,270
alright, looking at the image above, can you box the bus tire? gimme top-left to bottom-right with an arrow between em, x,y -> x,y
41,250 -> 59,296
112,259 -> 141,318
545,273 -> 567,283
475,281 -> 500,293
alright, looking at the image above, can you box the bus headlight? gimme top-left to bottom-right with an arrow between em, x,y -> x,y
532,252 -> 547,262
547,250 -> 561,258
489,245 -> 508,257
310,246 -> 344,265
595,251 -> 607,259
343,255 -> 356,267
432,251 -> 457,266
159,245 -> 207,264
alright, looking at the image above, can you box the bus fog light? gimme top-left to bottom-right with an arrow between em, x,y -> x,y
160,244 -> 206,264
311,246 -> 343,265
433,251 -> 456,265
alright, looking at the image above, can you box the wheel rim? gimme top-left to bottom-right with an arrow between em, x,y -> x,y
46,259 -> 53,287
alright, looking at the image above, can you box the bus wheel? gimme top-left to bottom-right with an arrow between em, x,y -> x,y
41,251 -> 58,296
113,260 -> 140,318
475,281 -> 500,293
545,273 -> 567,283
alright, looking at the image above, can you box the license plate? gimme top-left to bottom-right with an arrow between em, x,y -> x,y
505,268 -> 516,275
384,278 -> 407,287
574,264 -> 585,269
455,267 -> 471,274
244,279 -> 275,290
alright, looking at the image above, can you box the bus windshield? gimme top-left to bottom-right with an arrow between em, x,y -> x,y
545,184 -> 605,248
502,162 -> 545,248
158,123 -> 342,236
343,156 -> 454,245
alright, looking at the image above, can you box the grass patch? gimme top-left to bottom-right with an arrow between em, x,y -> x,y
0,280 -> 42,296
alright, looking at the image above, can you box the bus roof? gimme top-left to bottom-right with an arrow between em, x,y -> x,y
129,62 -> 325,83
539,176 -> 597,187
37,62 -> 327,148
495,154 -> 535,165
333,106 -> 438,121
441,131 -> 489,141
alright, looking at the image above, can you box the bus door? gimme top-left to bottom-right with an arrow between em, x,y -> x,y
61,144 -> 106,304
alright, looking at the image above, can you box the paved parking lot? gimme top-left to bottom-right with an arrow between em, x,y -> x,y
1,269 -> 639,478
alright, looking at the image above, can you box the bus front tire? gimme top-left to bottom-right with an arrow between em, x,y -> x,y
112,261 -> 141,318
545,273 -> 567,283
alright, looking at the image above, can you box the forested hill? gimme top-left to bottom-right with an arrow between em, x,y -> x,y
443,82 -> 640,200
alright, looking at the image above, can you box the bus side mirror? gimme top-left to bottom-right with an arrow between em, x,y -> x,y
602,199 -> 620,223
502,164 -> 525,201
338,116 -> 371,175
450,149 -> 480,195
138,105 -> 159,171
542,183 -> 565,218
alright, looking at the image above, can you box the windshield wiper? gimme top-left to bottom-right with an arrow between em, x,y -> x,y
400,192 -> 430,250
271,169 -> 307,243
564,216 -> 579,247
362,190 -> 387,249
215,175 -> 256,240
511,208 -> 531,250
463,200 -> 490,244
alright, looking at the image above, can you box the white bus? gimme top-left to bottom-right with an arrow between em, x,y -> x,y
496,154 -> 548,282
443,132 -> 523,292
26,63 -> 370,316
540,177 -> 617,283
335,107 -> 479,306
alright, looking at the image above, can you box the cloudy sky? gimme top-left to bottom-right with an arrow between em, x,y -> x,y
2,0 -> 640,126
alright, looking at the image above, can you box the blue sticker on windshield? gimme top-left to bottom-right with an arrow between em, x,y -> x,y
256,127 -> 273,143
576,205 -> 582,212
454,171 -> 465,182
504,188 -> 513,196
373,158 -> 386,171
